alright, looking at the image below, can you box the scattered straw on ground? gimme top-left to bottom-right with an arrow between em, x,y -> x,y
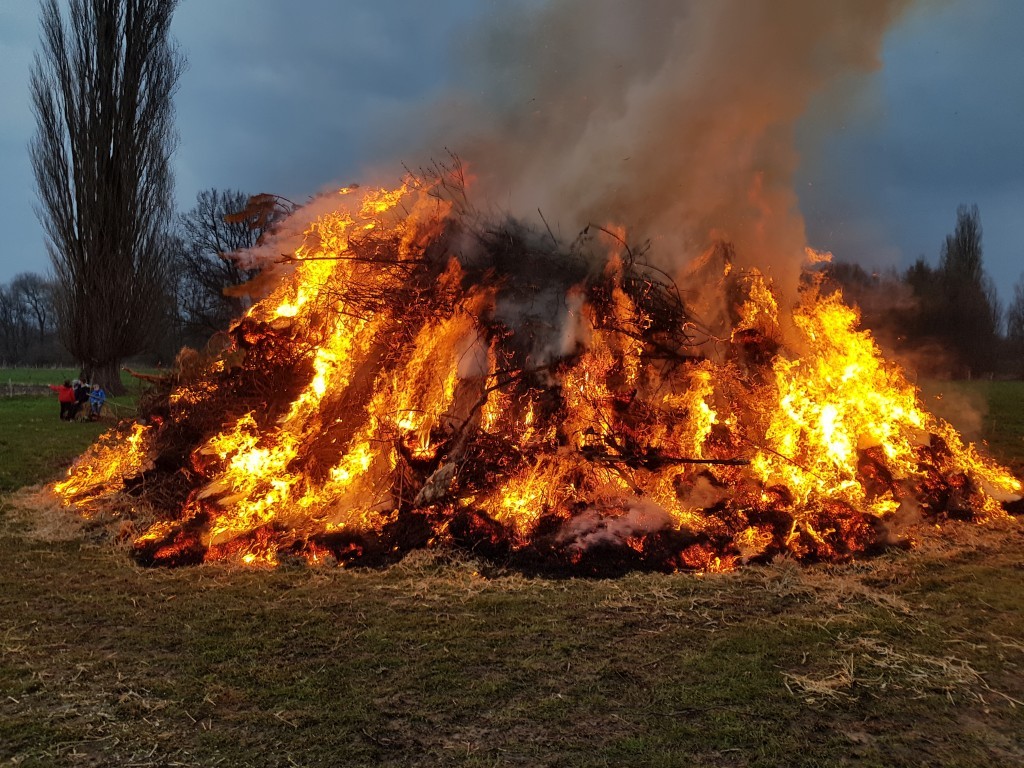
4,485 -> 89,542
784,633 -> 1024,708
4,485 -> 157,556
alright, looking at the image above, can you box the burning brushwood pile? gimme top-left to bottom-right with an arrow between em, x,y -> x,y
52,168 -> 1022,574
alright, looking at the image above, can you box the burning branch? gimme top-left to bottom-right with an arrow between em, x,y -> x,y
51,170 -> 1022,574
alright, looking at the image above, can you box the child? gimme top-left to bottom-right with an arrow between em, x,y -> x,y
70,380 -> 90,420
48,380 -> 76,421
88,383 -> 106,420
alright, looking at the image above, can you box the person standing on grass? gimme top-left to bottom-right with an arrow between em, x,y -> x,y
48,380 -> 76,421
72,380 -> 90,420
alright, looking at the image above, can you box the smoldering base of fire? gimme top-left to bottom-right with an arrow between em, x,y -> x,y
50,169 -> 1022,576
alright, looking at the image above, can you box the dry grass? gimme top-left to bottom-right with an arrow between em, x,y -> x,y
8,383 -> 1019,764
2,492 -> 1023,767
783,634 -> 1024,708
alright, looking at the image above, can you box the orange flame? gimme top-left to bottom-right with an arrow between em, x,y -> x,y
51,179 -> 1021,572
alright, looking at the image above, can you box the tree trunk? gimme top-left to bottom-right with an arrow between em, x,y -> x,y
83,360 -> 126,396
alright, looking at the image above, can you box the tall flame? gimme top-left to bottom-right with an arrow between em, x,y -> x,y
52,179 -> 1020,572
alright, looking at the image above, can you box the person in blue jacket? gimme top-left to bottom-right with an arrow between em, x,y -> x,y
88,383 -> 106,420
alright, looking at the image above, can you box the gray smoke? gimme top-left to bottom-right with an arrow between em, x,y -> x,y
414,0 -> 914,302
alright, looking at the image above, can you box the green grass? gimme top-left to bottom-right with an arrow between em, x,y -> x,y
0,366 -> 82,385
0,397 -> 111,492
915,380 -> 1024,473
1,377 -> 1022,766
0,394 -> 139,493
0,367 -> 151,492
951,381 -> 1024,469
0,366 -> 155,389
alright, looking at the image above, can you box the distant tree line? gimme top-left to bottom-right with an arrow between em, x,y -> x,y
1,187 -> 291,367
8,196 -> 1024,380
821,204 -> 1024,379
0,272 -> 62,365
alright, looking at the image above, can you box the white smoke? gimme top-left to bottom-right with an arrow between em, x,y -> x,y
558,497 -> 673,551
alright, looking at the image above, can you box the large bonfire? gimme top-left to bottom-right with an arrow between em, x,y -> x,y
52,167 -> 1021,574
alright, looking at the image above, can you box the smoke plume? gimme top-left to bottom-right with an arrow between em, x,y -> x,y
419,0 -> 914,298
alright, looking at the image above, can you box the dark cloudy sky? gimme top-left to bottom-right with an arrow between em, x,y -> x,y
1,1 -> 1022,305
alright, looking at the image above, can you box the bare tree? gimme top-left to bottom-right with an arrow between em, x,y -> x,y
175,189 -> 268,340
0,284 -> 29,363
937,205 -> 1001,375
30,0 -> 185,393
1006,275 -> 1024,368
903,206 -> 1001,377
10,272 -> 55,343
940,204 -> 986,284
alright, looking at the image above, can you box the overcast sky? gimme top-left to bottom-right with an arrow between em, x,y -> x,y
1,0 -> 1022,304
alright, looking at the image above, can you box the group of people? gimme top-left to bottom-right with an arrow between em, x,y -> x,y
49,379 -> 106,421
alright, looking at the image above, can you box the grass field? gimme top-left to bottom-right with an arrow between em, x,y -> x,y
0,366 -> 82,386
0,366 -> 155,389
1,377 -> 1022,767
948,381 -> 1024,470
0,393 -> 139,493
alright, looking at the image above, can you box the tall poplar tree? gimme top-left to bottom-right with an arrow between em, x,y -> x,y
936,205 -> 1001,376
30,0 -> 184,393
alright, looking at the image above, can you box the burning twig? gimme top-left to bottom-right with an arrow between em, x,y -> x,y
50,170 -> 1022,574
580,448 -> 750,470
537,208 -> 559,248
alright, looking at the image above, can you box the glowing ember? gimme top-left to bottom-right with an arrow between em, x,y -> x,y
52,174 -> 1020,573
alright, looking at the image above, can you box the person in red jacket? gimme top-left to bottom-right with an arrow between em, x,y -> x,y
48,380 -> 76,421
